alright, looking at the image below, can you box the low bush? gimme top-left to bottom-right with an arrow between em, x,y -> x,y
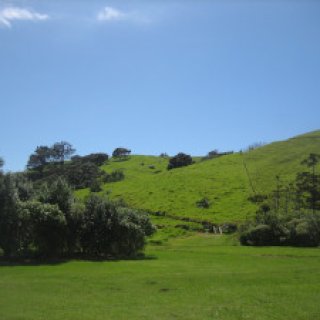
196,198 -> 210,209
240,211 -> 320,247
240,224 -> 280,246
102,170 -> 125,183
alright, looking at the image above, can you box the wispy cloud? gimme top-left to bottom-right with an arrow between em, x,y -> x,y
97,6 -> 126,22
0,7 -> 49,28
97,6 -> 150,24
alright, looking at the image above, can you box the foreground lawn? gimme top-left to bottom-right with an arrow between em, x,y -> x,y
1,234 -> 320,320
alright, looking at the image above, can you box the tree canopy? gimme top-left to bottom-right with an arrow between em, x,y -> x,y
112,148 -> 131,159
167,153 -> 193,170
27,141 -> 75,169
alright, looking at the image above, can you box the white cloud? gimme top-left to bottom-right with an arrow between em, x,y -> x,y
97,6 -> 126,22
0,7 -> 49,28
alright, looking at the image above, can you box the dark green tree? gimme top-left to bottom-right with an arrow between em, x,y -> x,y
72,153 -> 109,166
80,195 -> 154,257
38,178 -> 77,254
112,147 -> 131,159
27,145 -> 52,170
19,201 -> 67,257
0,174 -> 20,257
167,153 -> 193,170
52,141 -> 75,163
296,153 -> 320,213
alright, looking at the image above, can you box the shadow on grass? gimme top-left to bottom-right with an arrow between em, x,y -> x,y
0,253 -> 157,267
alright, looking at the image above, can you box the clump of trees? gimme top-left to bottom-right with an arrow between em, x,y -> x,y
201,150 -> 234,161
240,154 -> 320,247
112,148 -> 131,160
26,142 -> 110,191
72,153 -> 109,166
27,141 -> 75,169
167,153 -> 193,170
0,170 -> 154,259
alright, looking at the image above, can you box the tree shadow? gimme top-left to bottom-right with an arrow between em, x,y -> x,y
0,257 -> 68,267
0,253 -> 157,267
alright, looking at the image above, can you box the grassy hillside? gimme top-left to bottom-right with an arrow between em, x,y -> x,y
76,130 -> 320,225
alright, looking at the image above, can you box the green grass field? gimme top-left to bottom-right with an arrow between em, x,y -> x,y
76,130 -> 320,225
1,234 -> 320,320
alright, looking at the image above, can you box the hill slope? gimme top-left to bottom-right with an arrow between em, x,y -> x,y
76,130 -> 320,224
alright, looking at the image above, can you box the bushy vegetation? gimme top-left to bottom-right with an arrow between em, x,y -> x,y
81,195 -> 154,257
27,142 -> 110,190
102,169 -> 125,183
196,197 -> 210,208
0,170 -> 154,259
167,152 -> 193,170
240,153 -> 320,247
112,147 -> 131,160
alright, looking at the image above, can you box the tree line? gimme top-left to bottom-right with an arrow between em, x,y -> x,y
0,151 -> 154,259
26,142 -> 129,191
240,153 -> 320,247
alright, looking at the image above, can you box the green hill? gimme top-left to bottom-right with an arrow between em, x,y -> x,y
76,130 -> 320,227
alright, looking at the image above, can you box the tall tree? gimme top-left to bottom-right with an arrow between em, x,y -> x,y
52,141 -> 75,163
27,142 -> 76,170
296,153 -> 320,214
27,145 -> 52,169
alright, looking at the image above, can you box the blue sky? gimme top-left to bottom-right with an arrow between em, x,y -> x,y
0,0 -> 319,171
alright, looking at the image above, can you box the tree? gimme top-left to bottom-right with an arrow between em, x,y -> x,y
167,153 -> 193,170
80,195 -> 155,257
52,141 -> 75,163
27,146 -> 52,169
0,174 -> 20,257
38,177 -> 76,254
18,201 -> 67,257
27,142 -> 76,170
67,162 -> 101,189
75,153 -> 109,166
0,157 -> 4,171
112,147 -> 131,159
296,153 -> 320,214
41,177 -> 74,214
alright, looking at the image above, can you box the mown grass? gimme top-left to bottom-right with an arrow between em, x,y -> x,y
76,130 -> 320,224
1,234 -> 320,320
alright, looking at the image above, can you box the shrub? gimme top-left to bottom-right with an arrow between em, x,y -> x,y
248,194 -> 268,203
221,223 -> 238,234
102,170 -> 125,183
90,180 -> 102,192
286,215 -> 320,247
80,195 -> 155,257
18,201 -> 67,257
167,153 -> 193,170
80,153 -> 109,166
196,197 -> 210,209
240,224 -> 279,246
66,161 -> 101,189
